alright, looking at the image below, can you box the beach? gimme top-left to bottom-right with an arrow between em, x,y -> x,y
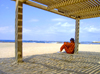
0,43 -> 100,58
0,43 -> 62,58
0,43 -> 100,74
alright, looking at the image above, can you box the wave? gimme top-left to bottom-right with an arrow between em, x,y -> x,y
0,40 -> 100,44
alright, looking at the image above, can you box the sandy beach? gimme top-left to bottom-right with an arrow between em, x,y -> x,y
0,43 -> 100,74
0,43 -> 100,58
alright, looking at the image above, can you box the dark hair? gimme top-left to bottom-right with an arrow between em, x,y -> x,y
70,38 -> 74,42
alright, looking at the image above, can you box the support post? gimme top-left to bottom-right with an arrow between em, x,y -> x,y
15,0 -> 23,63
74,18 -> 80,54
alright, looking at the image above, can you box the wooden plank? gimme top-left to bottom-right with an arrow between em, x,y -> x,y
74,11 -> 99,18
70,9 -> 100,17
12,0 -> 100,19
25,1 -> 76,19
92,0 -> 100,5
12,0 -> 75,19
25,1 -> 66,16
15,0 -> 23,63
58,1 -> 94,16
89,0 -> 97,6
96,0 -> 100,4
47,0 -> 88,10
21,0 -> 28,2
18,32 -> 22,34
13,0 -> 28,2
33,0 -> 53,6
85,0 -> 93,7
80,13 -> 100,19
66,5 -> 100,16
74,18 -> 80,54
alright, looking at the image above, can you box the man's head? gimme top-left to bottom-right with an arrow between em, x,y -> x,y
70,38 -> 74,42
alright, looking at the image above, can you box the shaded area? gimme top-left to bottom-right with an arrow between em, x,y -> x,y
0,51 -> 100,74
0,70 -> 7,74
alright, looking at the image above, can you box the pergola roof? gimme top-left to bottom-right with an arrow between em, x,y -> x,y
13,0 -> 100,19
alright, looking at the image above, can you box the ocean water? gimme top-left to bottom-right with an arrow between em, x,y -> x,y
0,40 -> 57,43
0,40 -> 100,44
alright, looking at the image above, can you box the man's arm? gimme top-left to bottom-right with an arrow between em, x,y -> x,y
64,42 -> 71,47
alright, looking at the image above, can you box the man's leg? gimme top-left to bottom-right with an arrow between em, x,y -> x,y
60,44 -> 65,52
60,43 -> 68,52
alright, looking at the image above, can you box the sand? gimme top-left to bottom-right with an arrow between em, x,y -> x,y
0,43 -> 100,58
0,43 -> 100,74
0,43 -> 61,58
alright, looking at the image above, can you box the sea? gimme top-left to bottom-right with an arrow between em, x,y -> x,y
0,40 -> 100,44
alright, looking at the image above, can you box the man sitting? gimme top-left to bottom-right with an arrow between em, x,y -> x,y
60,38 -> 75,54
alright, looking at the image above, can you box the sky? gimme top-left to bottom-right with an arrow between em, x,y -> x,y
0,0 -> 100,42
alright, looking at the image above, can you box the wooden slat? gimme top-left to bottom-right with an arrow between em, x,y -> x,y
13,0 -> 27,2
58,0 -> 92,14
80,10 -> 100,16
66,5 -> 100,16
25,1 -> 76,19
92,0 -> 99,6
18,6 -> 23,8
73,11 -> 100,18
96,0 -> 100,4
12,0 -> 100,19
80,13 -> 100,19
85,0 -> 93,7
12,0 -> 76,19
79,1 -> 89,9
18,26 -> 22,28
18,32 -> 22,34
89,0 -> 98,6
33,0 -> 53,6
18,12 -> 22,15
18,39 -> 22,41
47,0 -> 89,10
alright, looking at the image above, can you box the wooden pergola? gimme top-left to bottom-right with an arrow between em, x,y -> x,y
12,0 -> 100,63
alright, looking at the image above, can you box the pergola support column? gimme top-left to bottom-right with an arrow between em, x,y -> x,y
15,0 -> 23,63
74,18 -> 80,54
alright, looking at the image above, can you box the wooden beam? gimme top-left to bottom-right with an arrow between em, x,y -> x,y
12,0 -> 28,2
47,0 -> 88,10
24,1 -> 75,19
15,0 -> 23,63
74,18 -> 80,54
12,0 -> 100,19
25,1 -> 66,16
79,10 -> 100,17
96,0 -> 100,4
93,0 -> 100,5
80,13 -> 100,19
12,0 -> 76,19
66,5 -> 100,16
20,0 -> 28,2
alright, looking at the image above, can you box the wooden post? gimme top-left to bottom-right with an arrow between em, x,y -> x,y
74,18 -> 80,54
15,0 -> 23,63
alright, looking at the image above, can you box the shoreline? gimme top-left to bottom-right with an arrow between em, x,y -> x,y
0,40 -> 100,44
0,42 -> 100,44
